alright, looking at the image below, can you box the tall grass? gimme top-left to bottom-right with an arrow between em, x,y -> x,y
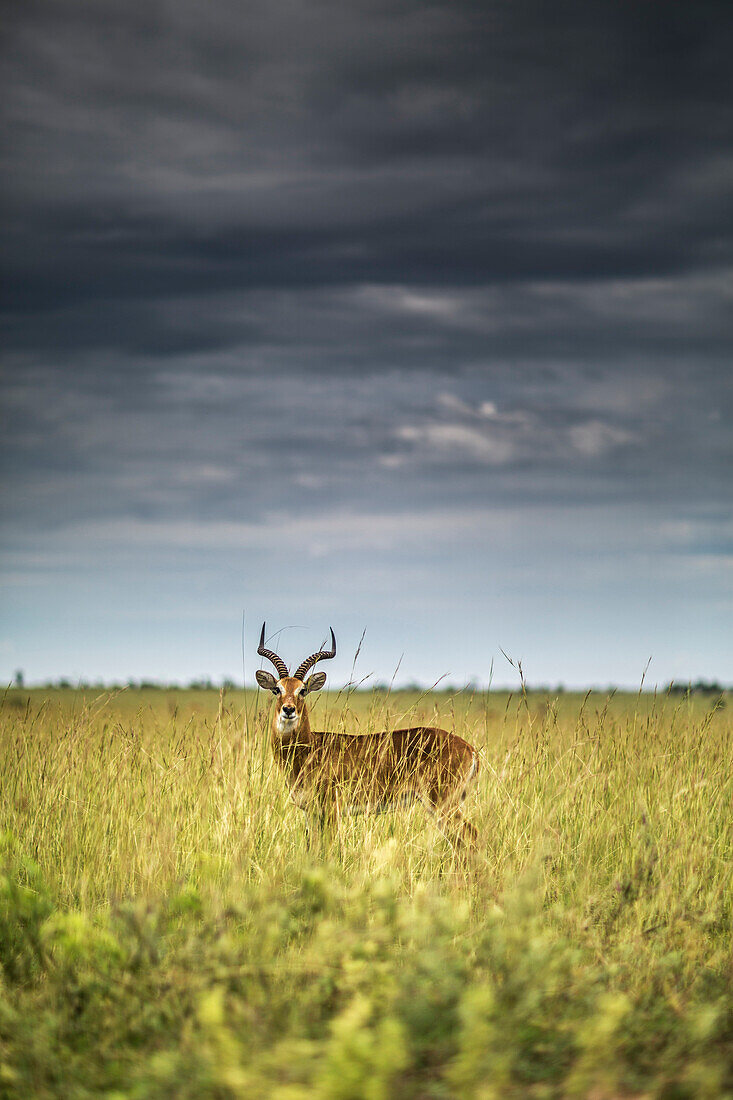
1,686 -> 731,1097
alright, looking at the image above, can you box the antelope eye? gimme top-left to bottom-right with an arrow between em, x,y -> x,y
299,688 -> 307,698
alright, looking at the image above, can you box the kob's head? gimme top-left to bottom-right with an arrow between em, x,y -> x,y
255,623 -> 336,734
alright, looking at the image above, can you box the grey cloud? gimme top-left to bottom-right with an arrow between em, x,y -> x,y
389,396 -> 637,468
2,0 -> 732,685
3,1 -> 733,320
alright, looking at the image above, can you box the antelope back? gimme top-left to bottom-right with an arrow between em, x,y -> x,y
294,726 -> 478,811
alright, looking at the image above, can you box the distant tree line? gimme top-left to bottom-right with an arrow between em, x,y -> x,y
26,678 -> 243,692
8,673 -> 730,696
664,679 -> 727,696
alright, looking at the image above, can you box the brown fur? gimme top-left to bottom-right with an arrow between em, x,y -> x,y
265,677 -> 479,851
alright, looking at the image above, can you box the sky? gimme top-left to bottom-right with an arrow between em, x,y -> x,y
1,0 -> 732,690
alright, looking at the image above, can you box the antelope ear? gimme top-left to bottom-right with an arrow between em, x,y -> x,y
256,670 -> 278,692
304,671 -> 327,692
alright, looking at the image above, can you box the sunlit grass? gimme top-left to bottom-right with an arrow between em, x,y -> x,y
1,684 -> 731,1097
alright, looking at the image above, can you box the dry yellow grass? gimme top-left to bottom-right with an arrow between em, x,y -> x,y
1,685 -> 731,1097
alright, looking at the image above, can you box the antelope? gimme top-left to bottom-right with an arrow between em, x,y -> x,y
255,624 -> 479,852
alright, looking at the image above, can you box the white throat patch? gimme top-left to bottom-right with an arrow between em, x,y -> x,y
277,713 -> 299,734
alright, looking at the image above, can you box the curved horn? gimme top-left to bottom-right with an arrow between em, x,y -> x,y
293,628 -> 336,682
257,622 -> 289,680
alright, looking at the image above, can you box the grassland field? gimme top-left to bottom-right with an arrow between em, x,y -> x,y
1,684 -> 731,1098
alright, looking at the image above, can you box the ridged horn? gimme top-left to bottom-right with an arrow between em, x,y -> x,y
293,628 -> 336,682
257,622 -> 289,680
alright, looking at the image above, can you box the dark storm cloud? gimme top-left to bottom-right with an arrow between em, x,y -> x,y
3,0 -> 733,314
1,0 -> 732,564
